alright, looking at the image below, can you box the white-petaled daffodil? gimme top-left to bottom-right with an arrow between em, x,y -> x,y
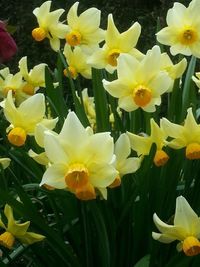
103,46 -> 171,112
192,72 -> 200,92
0,204 -> 45,249
40,112 -> 117,200
18,56 -> 47,95
127,118 -> 169,167
3,91 -> 58,147
32,1 -> 68,51
65,2 -> 104,53
156,0 -> 200,57
161,107 -> 200,159
152,196 -> 200,256
88,14 -> 143,73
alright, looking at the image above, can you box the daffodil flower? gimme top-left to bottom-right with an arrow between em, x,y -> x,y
161,107 -> 200,159
3,91 -> 57,147
109,133 -> 141,188
103,46 -> 171,112
18,56 -> 47,95
40,112 -> 117,200
0,204 -> 45,249
32,1 -> 68,51
127,119 -> 169,167
63,45 -> 91,79
152,196 -> 200,256
65,2 -> 104,53
0,158 -> 11,169
156,0 -> 200,57
88,14 -> 143,73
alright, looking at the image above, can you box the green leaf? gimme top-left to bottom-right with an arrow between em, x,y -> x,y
134,254 -> 150,267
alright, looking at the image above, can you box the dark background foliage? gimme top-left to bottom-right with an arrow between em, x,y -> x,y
0,0 -> 190,71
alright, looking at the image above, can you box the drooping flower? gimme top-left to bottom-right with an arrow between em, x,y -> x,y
32,1 -> 68,51
0,20 -> 17,63
63,45 -> 91,79
127,118 -> 169,167
0,204 -> 45,249
65,2 -> 104,53
103,46 -> 171,112
161,107 -> 200,160
88,14 -> 143,73
152,196 -> 200,256
3,91 -> 57,147
109,133 -> 141,188
18,56 -> 47,95
40,112 -> 117,200
156,0 -> 200,57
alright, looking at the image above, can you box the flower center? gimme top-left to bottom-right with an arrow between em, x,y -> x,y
75,182 -> 96,200
186,143 -> 200,160
0,232 -> 15,249
66,30 -> 82,46
107,49 -> 121,66
182,236 -> 200,256
133,85 -> 152,107
22,83 -> 35,95
180,28 -> 198,45
63,66 -> 78,79
32,27 -> 47,42
109,175 -> 121,188
4,87 -> 16,96
65,163 -> 89,190
8,127 -> 27,147
153,150 -> 169,167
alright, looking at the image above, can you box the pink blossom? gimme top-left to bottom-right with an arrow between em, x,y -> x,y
0,20 -> 17,63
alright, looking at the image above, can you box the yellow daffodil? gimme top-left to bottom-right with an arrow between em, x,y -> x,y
192,72 -> 200,92
65,2 -> 104,53
103,46 -> 171,112
152,196 -> 200,256
156,0 -> 200,57
161,108 -> 200,159
109,133 -> 141,188
18,56 -> 47,95
88,14 -> 143,73
0,204 -> 45,249
127,118 -> 169,167
40,112 -> 117,200
63,45 -> 91,79
81,88 -> 96,128
3,91 -> 57,147
32,1 -> 68,51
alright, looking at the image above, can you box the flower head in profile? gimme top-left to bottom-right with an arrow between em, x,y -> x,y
109,133 -> 141,188
65,2 -> 104,53
127,118 -> 169,167
103,46 -> 171,112
18,56 -> 47,95
32,1 -> 68,51
0,204 -> 45,249
156,0 -> 200,57
152,196 -> 200,256
63,45 -> 91,79
161,108 -> 200,159
3,91 -> 57,147
0,20 -> 17,63
40,112 -> 117,200
88,14 -> 143,73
